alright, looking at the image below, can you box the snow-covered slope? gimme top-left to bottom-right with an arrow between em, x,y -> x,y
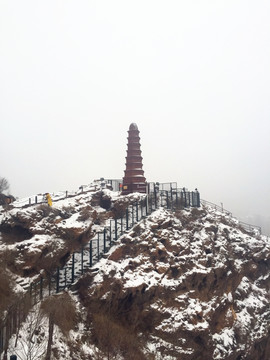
0,184 -> 128,290
1,188 -> 270,359
75,206 -> 270,359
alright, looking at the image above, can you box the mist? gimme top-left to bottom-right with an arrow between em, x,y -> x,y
1,1 -> 270,234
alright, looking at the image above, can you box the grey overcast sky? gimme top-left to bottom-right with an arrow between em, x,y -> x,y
1,1 -> 270,228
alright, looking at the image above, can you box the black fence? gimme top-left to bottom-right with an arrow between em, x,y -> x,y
148,182 -> 200,210
200,199 -> 261,235
0,188 -> 200,356
0,197 -> 152,355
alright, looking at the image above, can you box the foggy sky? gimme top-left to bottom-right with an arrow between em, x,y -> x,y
1,1 -> 270,233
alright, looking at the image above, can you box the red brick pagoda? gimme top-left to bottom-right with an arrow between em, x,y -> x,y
122,123 -> 147,194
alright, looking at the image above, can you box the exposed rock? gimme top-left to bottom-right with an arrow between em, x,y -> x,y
1,189 -> 270,359
75,207 -> 270,359
0,190 -> 106,279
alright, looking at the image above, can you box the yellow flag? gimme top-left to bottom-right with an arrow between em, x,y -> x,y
46,193 -> 52,207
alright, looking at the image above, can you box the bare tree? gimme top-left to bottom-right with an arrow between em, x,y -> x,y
41,291 -> 77,360
8,304 -> 47,360
0,262 -> 14,316
0,177 -> 9,194
92,312 -> 144,360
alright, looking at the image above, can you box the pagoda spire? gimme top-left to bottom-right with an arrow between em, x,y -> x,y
122,123 -> 147,194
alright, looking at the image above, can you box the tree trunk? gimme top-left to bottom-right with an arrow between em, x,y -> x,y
45,316 -> 54,360
3,349 -> 7,360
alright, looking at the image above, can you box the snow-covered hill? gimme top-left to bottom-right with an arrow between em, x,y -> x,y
0,185 -> 270,359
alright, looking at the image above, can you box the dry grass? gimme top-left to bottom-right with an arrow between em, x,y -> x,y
41,291 -> 78,336
78,206 -> 92,222
92,312 -> 146,360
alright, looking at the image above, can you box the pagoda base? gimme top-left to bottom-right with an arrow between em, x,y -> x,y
122,182 -> 147,195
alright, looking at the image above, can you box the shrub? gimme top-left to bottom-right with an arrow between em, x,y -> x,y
112,200 -> 129,219
41,292 -> 78,360
92,313 -> 145,360
100,193 -> 112,210
0,263 -> 13,316
60,205 -> 75,219
36,204 -> 60,221
91,191 -> 112,210
78,206 -> 92,222
36,204 -> 53,217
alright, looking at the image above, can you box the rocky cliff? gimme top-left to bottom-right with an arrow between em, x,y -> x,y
1,187 -> 270,359
76,206 -> 270,359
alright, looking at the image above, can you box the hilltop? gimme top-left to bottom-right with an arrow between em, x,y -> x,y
0,183 -> 269,359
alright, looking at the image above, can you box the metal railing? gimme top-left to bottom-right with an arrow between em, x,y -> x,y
0,196 -> 153,355
200,199 -> 232,216
201,199 -> 261,234
0,186 -> 200,355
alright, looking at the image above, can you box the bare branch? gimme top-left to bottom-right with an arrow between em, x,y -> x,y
0,177 -> 10,193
